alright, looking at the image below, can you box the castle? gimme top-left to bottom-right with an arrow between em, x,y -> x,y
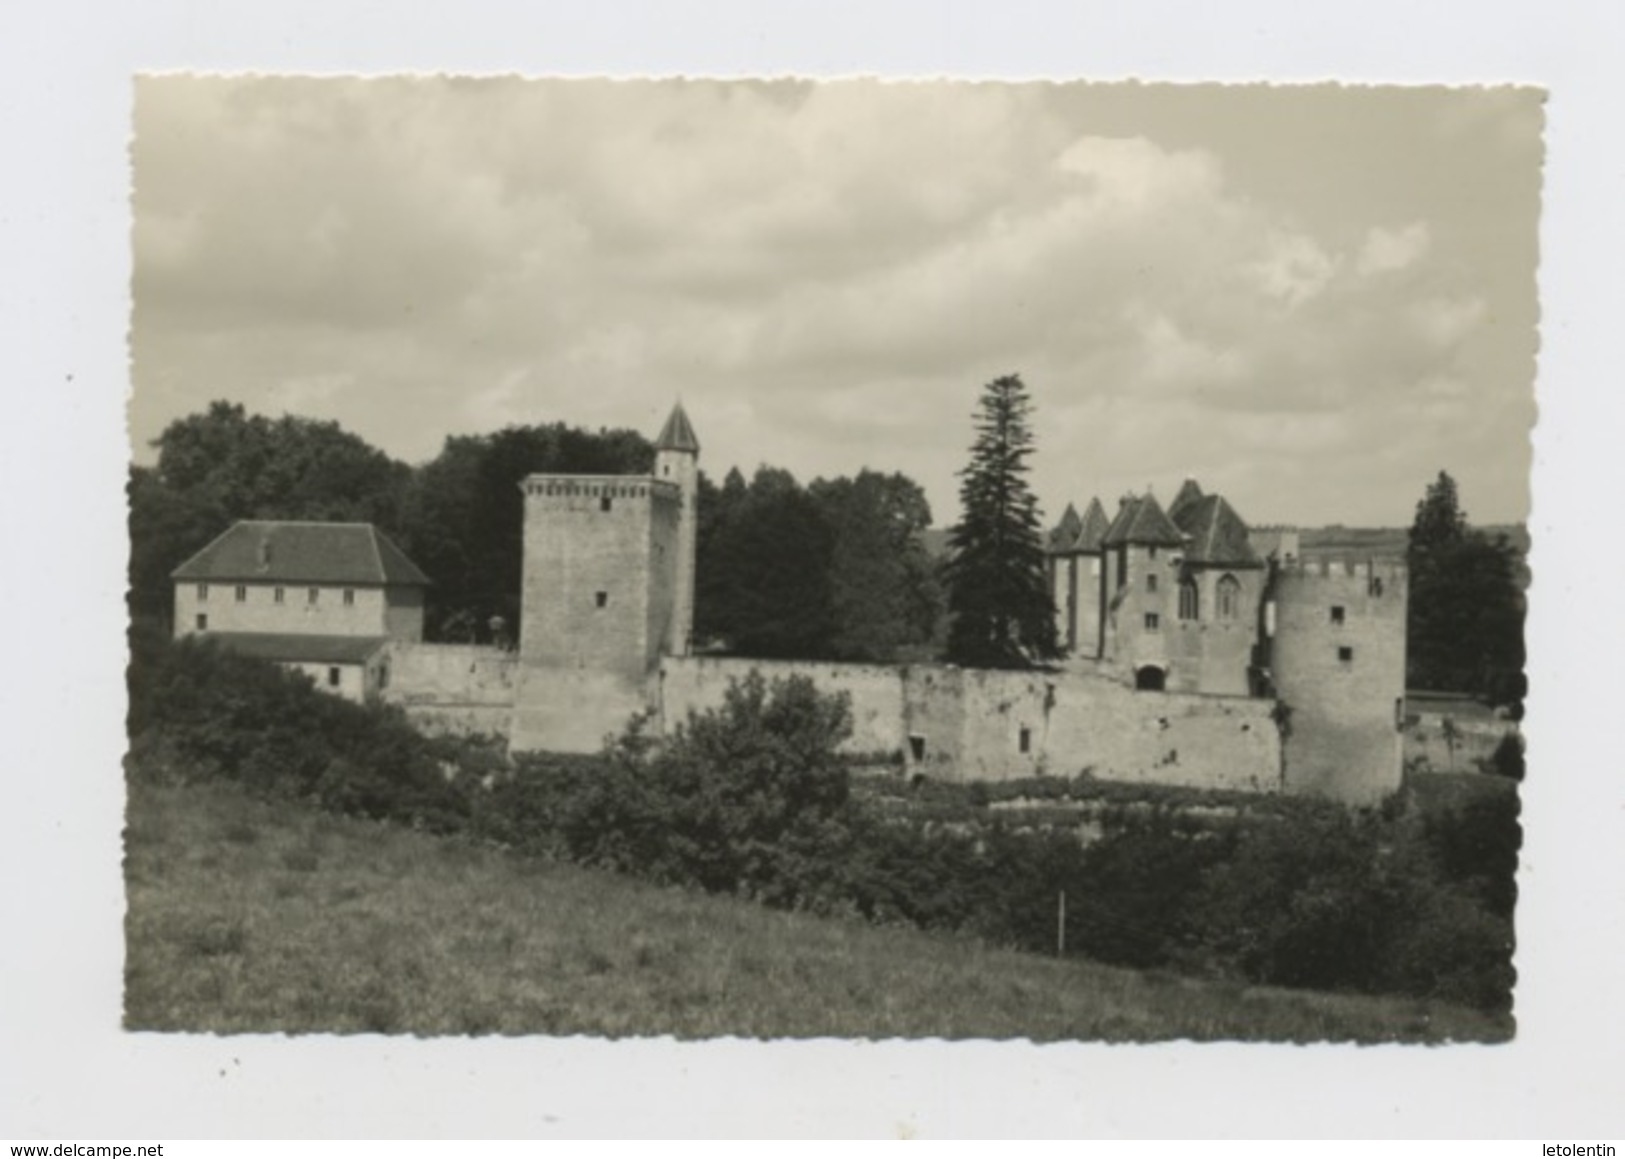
166,402 -> 1409,801
375,402 -> 1404,803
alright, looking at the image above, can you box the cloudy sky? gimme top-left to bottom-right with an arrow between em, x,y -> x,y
131,77 -> 1542,528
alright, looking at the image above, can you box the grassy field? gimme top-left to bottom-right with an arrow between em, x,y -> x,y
124,779 -> 1512,1042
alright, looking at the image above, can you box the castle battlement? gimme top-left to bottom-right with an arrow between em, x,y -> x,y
1274,555 -> 1407,580
520,474 -> 681,503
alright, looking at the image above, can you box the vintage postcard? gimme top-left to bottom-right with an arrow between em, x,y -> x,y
123,75 -> 1539,1053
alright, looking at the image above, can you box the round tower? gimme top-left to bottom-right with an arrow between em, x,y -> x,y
653,401 -> 699,657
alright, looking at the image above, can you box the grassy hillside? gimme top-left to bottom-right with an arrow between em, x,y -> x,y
124,780 -> 1511,1042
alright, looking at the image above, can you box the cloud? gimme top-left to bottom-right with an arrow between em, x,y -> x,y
1357,222 -> 1431,276
130,79 -> 1539,526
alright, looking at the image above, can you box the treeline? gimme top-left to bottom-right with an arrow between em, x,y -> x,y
127,401 -> 651,641
1406,471 -> 1526,707
128,401 -> 943,660
129,632 -> 1517,1015
696,467 -> 942,660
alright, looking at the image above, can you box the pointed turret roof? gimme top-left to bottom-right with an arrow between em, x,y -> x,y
1076,496 -> 1110,552
654,402 -> 700,453
1167,478 -> 1205,523
1172,494 -> 1261,567
1048,503 -> 1084,553
1048,496 -> 1111,555
1102,492 -> 1185,548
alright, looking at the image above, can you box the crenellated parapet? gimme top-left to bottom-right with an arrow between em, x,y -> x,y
520,475 -> 682,505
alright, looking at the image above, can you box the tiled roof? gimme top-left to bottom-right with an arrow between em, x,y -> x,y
1049,496 -> 1110,554
1076,497 -> 1110,552
1167,478 -> 1205,524
655,402 -> 700,453
1102,493 -> 1186,548
171,521 -> 430,586
1173,494 -> 1261,567
208,632 -> 391,665
1048,503 -> 1084,552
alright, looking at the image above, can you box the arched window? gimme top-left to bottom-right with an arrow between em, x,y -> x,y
1178,578 -> 1199,621
1135,665 -> 1166,692
1216,573 -> 1241,620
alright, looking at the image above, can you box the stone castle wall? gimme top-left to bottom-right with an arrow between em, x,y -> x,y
659,656 -> 908,756
379,642 -> 519,736
657,656 -> 1284,794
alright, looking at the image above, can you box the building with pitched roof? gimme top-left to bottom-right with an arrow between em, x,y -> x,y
171,520 -> 430,700
1046,478 -> 1408,799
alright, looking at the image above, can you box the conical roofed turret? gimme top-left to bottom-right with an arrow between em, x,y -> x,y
655,402 -> 700,454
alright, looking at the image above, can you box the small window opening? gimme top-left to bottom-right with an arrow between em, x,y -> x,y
1370,576 -> 1385,597
1148,545 -> 1158,559
1146,573 -> 1158,592
196,583 -> 209,602
379,665 -> 390,691
908,734 -> 926,762
1018,726 -> 1032,754
595,591 -> 608,608
195,613 -> 207,631
1144,612 -> 1160,631
1330,605 -> 1346,625
308,587 -> 320,605
601,495 -> 613,512
343,588 -> 355,606
274,587 -> 285,605
1338,646 -> 1354,663
235,585 -> 247,603
328,666 -> 342,688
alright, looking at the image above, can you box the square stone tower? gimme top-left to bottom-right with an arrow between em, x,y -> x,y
510,403 -> 698,752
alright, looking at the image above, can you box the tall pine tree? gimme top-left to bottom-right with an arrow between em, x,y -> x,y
944,374 -> 1059,668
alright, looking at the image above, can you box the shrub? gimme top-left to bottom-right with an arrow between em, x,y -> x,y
126,631 -> 470,831
1487,732 -> 1525,782
1419,789 -> 1521,920
645,671 -> 854,894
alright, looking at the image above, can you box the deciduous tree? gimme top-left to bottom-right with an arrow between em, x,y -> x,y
1405,470 -> 1525,703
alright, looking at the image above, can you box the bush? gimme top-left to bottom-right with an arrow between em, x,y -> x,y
126,631 -> 470,831
1487,732 -> 1525,781
130,631 -> 1518,1012
1419,788 -> 1521,920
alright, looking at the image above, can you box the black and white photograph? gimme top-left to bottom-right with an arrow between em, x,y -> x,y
124,76 -> 1536,1043
6,1 -> 1625,1141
